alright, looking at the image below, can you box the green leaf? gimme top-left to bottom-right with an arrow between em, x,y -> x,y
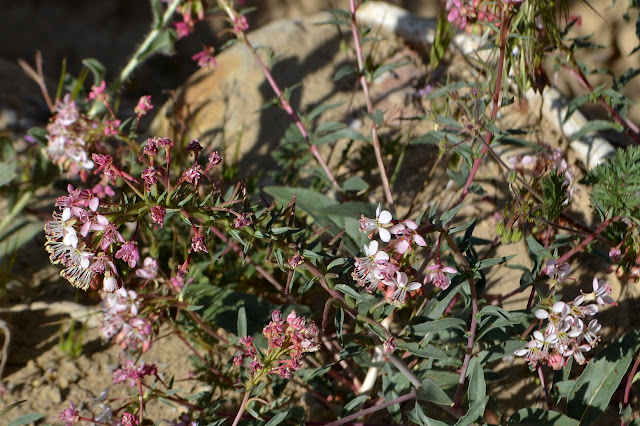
422,283 -> 461,320
139,29 -> 175,59
237,305 -> 247,337
0,400 -> 25,418
507,408 -> 579,425
454,396 -> 488,426
553,380 -> 576,400
475,254 -> 515,270
477,340 -> 526,364
416,378 -> 454,405
265,186 -> 370,255
569,119 -> 623,142
149,0 -> 163,23
342,394 -> 369,415
334,284 -> 364,302
335,307 -> 344,345
0,162 -> 16,187
7,413 -> 45,426
568,329 -> 640,425
314,128 -> 365,145
306,102 -> 344,122
369,109 -> 384,126
0,221 -> 43,257
395,341 -> 449,359
298,363 -> 333,382
342,176 -> 369,192
406,318 -> 466,337
264,411 -> 289,426
407,403 -> 430,426
467,358 -> 486,405
563,94 -> 590,124
333,65 -> 355,82
440,203 -> 463,225
371,61 -> 409,81
81,58 -> 105,85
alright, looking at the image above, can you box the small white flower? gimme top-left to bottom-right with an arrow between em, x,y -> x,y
359,203 -> 393,242
592,277 -> 616,306
386,272 -> 421,306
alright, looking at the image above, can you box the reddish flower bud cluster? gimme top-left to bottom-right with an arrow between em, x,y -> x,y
235,310 -> 319,380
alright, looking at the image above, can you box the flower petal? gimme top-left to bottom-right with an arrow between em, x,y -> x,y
379,228 -> 391,242
378,210 -> 392,224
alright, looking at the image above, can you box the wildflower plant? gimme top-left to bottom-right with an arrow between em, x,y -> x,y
1,0 -> 640,425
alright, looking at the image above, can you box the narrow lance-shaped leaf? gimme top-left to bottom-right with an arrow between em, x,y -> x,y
507,408 -> 580,425
568,329 -> 640,425
237,305 -> 247,337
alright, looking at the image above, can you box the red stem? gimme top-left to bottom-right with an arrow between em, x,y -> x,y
565,61 -> 640,143
537,365 -> 552,409
623,351 -> 640,410
557,216 -> 621,264
325,390 -> 417,426
243,37 -> 341,191
349,0 -> 395,213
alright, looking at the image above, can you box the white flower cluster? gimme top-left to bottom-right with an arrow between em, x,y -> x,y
515,268 -> 616,369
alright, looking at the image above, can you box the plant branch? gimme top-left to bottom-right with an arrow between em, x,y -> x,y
557,216 -> 622,264
326,390 -> 417,426
232,389 -> 251,426
349,0 -> 395,214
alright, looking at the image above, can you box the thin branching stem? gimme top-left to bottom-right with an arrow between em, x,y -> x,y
623,350 -> 640,417
537,365 -> 552,409
326,390 -> 416,426
457,9 -> 511,204
216,0 -> 340,191
349,0 -> 395,214
232,390 -> 251,426
557,216 -> 622,264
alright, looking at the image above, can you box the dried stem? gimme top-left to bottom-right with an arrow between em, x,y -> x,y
18,51 -> 54,112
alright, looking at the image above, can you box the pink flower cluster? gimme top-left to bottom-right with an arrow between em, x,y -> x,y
515,276 -> 616,368
174,0 -> 213,40
355,204 -> 456,306
113,359 -> 158,387
101,288 -> 153,353
446,0 -> 501,30
45,184 -> 137,292
234,310 -> 319,379
45,94 -> 94,175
